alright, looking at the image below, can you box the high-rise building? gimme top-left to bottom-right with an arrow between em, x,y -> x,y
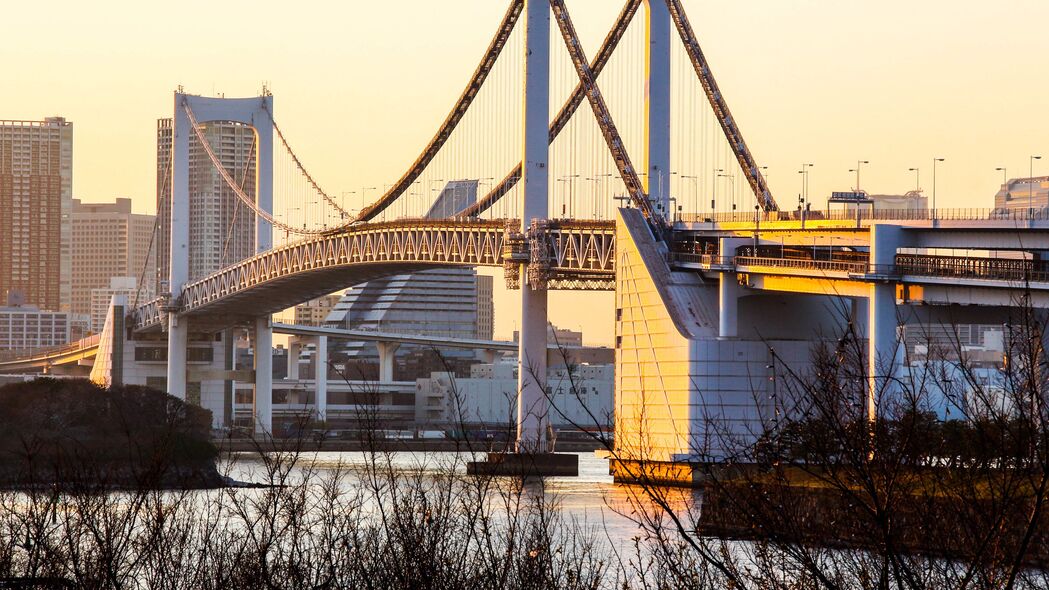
71,198 -> 156,317
293,293 -> 343,327
0,117 -> 73,312
155,118 -> 257,290
476,274 -> 494,340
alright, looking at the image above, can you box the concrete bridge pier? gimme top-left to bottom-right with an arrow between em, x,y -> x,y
867,224 -> 906,421
287,338 -> 301,380
377,341 -> 400,383
718,238 -> 748,338
254,316 -> 273,436
315,335 -> 328,422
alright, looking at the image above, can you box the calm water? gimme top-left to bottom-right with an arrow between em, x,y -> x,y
223,451 -> 689,543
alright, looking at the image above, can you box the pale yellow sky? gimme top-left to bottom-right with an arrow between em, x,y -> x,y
3,0 -> 1049,344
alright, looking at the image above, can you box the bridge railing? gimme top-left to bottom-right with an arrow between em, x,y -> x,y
895,253 -> 1049,283
666,252 -> 732,266
679,207 -> 1049,224
670,248 -> 1049,284
734,256 -> 870,274
0,334 -> 101,364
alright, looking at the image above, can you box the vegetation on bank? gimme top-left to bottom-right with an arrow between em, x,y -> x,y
0,378 -> 220,489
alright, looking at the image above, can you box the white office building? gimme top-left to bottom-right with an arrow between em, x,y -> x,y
0,305 -> 71,351
415,362 -> 614,431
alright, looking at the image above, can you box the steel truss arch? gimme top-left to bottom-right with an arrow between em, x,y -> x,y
133,219 -> 616,331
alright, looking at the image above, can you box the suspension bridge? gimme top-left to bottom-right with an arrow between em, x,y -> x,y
7,0 -> 1049,480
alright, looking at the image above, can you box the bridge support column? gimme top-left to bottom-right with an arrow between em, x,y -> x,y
167,318 -> 188,400
315,335 -> 327,422
518,287 -> 549,452
867,224 -> 905,422
254,316 -> 273,436
377,341 -> 400,383
719,275 -> 741,338
644,0 -> 672,219
718,238 -> 748,338
287,339 -> 301,380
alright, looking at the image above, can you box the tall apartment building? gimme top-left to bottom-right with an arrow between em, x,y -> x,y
0,118 -> 73,312
476,274 -> 494,340
71,198 -> 156,317
155,118 -> 257,290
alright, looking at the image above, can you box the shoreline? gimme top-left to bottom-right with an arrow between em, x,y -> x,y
213,437 -> 606,454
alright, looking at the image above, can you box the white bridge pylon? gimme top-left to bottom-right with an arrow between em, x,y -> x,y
167,93 -> 274,413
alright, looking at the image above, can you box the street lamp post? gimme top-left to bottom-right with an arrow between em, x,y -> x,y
681,174 -> 699,218
718,173 -> 734,212
908,168 -> 920,194
931,158 -> 944,218
995,167 -> 1007,193
340,191 -> 356,221
849,160 -> 869,192
713,168 -> 723,215
798,163 -> 814,208
1030,156 -> 1042,211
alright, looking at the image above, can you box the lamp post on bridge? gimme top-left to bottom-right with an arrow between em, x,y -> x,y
361,187 -> 376,215
1030,155 -> 1042,212
718,173 -> 735,213
908,168 -> 920,194
995,167 -> 1007,195
409,181 -> 421,218
340,191 -> 355,221
932,158 -> 944,218
681,174 -> 699,219
798,163 -> 814,210
428,180 -> 444,218
849,160 -> 869,192
712,167 -> 723,216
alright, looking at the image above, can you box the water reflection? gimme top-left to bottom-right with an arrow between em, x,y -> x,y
222,450 -> 696,544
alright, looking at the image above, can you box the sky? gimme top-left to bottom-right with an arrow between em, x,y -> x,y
4,0 -> 1049,345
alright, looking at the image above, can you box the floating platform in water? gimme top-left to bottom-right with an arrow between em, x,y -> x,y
466,452 -> 579,477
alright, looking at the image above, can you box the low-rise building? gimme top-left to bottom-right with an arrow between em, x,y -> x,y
415,362 -> 613,433
0,304 -> 71,351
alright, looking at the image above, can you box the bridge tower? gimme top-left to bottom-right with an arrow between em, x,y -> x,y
167,92 -> 274,432
516,0 -> 552,454
644,0 -> 672,219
